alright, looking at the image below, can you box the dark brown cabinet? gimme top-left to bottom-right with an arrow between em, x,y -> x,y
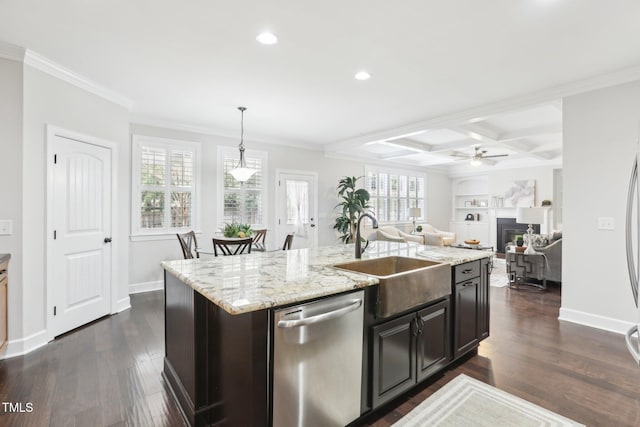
453,258 -> 490,359
371,299 -> 450,409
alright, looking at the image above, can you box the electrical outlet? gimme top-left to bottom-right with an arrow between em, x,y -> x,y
0,220 -> 12,235
597,217 -> 615,230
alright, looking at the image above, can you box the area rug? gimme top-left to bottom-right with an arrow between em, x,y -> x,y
490,258 -> 509,288
393,374 -> 583,427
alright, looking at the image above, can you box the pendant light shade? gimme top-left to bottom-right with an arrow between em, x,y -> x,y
229,106 -> 257,182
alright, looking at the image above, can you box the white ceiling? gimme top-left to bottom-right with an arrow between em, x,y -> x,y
2,1 -> 640,172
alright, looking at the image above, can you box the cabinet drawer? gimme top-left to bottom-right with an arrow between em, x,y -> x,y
454,261 -> 480,282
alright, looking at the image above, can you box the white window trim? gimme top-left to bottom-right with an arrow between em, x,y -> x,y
365,165 -> 426,225
217,145 -> 268,230
131,134 -> 202,239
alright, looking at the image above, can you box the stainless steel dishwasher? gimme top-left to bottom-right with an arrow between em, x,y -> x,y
273,290 -> 364,427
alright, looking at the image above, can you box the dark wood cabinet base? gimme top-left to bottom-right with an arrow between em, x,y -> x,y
164,271 -> 269,427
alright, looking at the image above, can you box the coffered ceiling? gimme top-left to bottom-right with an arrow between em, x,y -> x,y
2,1 -> 640,173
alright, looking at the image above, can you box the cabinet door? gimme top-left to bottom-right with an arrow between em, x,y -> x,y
416,299 -> 450,382
478,258 -> 490,341
0,277 -> 6,352
454,278 -> 479,359
371,312 -> 416,409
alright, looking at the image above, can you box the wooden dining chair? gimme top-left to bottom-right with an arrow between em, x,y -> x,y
282,233 -> 294,250
177,231 -> 199,259
212,237 -> 253,256
252,229 -> 267,252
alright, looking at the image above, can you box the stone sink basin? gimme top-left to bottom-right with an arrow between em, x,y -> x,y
333,256 -> 451,318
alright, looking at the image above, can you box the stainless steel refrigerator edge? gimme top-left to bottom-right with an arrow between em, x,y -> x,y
625,139 -> 640,364
273,291 -> 364,426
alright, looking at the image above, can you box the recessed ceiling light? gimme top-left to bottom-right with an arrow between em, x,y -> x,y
355,71 -> 371,81
256,32 -> 278,45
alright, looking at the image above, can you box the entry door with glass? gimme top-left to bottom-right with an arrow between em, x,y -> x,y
276,171 -> 318,249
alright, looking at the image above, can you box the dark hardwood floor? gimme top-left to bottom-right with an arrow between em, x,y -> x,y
1,285 -> 640,426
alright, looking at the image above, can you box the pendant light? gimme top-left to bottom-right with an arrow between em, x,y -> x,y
229,106 -> 257,182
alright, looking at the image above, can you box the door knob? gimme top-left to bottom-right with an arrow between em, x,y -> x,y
310,224 -> 316,228
104,237 -> 112,243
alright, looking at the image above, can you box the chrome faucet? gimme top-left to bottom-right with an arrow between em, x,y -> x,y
355,213 -> 378,259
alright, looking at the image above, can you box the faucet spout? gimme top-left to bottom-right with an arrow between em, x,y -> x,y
355,213 -> 378,259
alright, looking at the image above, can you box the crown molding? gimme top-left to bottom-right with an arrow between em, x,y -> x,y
0,40 -> 25,62
129,114 -> 324,152
22,49 -> 134,110
325,63 -> 640,153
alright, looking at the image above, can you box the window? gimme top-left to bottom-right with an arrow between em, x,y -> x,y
218,146 -> 267,228
132,135 -> 201,236
365,166 -> 425,223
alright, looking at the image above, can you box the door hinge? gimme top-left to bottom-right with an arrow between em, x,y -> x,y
278,219 -> 281,225
54,230 -> 57,240
53,306 -> 57,316
54,154 -> 57,164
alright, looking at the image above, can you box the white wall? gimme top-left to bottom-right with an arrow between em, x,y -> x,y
561,80 -> 640,333
18,65 -> 130,352
128,124 -> 451,288
425,171 -> 452,231
0,58 -> 24,343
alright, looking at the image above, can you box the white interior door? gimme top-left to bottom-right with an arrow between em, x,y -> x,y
276,171 -> 318,249
50,134 -> 112,338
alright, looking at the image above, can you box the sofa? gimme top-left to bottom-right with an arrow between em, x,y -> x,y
371,226 -> 423,244
416,224 -> 456,246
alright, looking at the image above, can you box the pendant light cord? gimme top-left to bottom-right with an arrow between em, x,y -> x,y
238,106 -> 247,167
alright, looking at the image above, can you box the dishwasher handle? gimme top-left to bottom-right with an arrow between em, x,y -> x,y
277,299 -> 362,328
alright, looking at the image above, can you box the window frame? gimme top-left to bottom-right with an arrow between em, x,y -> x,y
131,135 -> 201,239
217,145 -> 268,230
364,165 -> 426,225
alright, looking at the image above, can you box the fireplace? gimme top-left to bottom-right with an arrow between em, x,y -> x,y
496,217 -> 540,254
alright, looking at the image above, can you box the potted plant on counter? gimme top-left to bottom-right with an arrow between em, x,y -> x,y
333,176 -> 371,243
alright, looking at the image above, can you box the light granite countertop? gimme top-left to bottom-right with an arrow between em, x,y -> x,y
0,254 -> 10,264
161,241 -> 492,315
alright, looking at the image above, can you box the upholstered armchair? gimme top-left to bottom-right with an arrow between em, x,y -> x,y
536,238 -> 562,283
373,226 -> 423,244
417,224 -> 456,246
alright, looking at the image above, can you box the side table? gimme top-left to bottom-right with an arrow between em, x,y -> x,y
506,252 -> 547,290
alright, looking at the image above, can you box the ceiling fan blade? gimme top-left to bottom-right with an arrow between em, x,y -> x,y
450,153 -> 471,158
482,154 -> 508,158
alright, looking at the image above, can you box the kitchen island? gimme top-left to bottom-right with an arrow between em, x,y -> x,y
162,242 -> 492,426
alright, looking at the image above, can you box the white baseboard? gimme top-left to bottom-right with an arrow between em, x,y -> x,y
0,330 -> 48,360
115,295 -> 131,313
129,280 -> 163,295
559,307 -> 634,335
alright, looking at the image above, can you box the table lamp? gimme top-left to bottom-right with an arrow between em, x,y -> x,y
516,207 -> 545,254
409,207 -> 421,233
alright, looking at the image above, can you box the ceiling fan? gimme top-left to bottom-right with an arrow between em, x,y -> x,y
451,147 -> 508,166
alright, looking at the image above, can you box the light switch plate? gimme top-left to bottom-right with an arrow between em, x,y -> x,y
597,217 -> 615,230
0,220 -> 12,235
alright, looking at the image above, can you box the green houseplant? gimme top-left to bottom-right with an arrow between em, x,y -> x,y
222,222 -> 253,238
333,176 -> 371,243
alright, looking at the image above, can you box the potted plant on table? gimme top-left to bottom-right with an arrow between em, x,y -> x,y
223,222 -> 253,238
333,176 -> 371,243
515,235 -> 524,247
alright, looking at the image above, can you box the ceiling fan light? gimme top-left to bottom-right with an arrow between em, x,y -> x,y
470,158 -> 482,166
